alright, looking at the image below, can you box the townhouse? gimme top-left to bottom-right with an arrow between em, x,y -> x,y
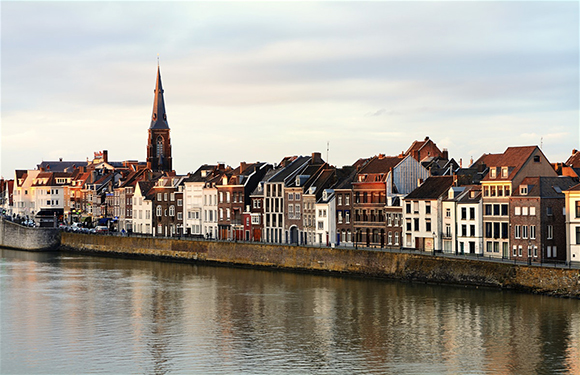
474,146 -> 557,258
182,164 -> 223,237
314,188 -> 336,246
217,162 -> 270,240
263,156 -> 311,244
150,175 -> 186,236
402,176 -> 455,251
510,176 -> 576,263
455,186 -> 483,255
302,167 -> 336,245
564,183 -> 580,265
132,181 -> 156,235
333,165 -> 360,247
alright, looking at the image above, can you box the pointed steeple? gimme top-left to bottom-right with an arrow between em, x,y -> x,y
150,65 -> 169,130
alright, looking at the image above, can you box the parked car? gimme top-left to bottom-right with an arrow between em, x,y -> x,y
95,226 -> 109,234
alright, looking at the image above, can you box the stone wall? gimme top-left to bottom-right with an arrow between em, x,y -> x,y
61,233 -> 580,298
0,218 -> 61,251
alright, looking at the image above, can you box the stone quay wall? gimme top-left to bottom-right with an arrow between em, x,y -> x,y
61,233 -> 580,298
0,218 -> 61,251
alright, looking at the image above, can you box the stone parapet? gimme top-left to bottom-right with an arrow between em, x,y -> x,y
61,233 -> 580,298
0,218 -> 61,251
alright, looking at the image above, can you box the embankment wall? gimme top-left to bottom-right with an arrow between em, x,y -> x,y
61,233 -> 580,298
0,218 -> 60,251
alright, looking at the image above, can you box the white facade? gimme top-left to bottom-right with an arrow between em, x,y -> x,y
132,184 -> 152,235
564,187 -> 580,264
264,181 -> 284,243
184,181 -> 204,236
402,198 -> 441,251
456,189 -> 483,255
13,170 -> 40,217
315,190 -> 336,246
202,186 -> 218,239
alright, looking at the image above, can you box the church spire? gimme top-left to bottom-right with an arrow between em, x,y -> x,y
150,65 -> 169,130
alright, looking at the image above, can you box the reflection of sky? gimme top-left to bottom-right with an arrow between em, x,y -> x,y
1,2 -> 578,177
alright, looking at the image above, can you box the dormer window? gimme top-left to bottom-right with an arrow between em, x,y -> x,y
501,167 -> 508,178
490,168 -> 497,179
520,185 -> 528,195
296,176 -> 301,186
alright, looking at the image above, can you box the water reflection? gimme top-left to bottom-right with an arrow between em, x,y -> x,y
1,249 -> 579,374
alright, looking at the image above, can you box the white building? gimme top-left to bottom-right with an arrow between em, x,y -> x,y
456,186 -> 483,255
402,176 -> 455,252
315,189 -> 336,246
132,181 -> 154,235
564,183 -> 580,265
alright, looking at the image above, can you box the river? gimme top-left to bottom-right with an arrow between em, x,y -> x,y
1,249 -> 579,374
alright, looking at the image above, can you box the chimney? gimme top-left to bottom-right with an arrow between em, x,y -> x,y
442,148 -> 449,160
59,158 -> 63,162
459,158 -> 463,168
425,136 -> 430,141
312,152 -> 323,164
240,162 -> 247,174
574,149 -> 578,155
218,163 -> 225,171
103,150 -> 108,163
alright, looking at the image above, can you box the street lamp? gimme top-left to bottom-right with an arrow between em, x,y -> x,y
432,231 -> 437,254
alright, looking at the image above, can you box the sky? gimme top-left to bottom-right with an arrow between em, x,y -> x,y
1,1 -> 578,178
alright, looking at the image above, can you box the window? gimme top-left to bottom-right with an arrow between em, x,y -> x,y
406,203 -> 411,214
177,212 -> 182,220
518,245 -> 522,256
345,195 -> 350,205
484,186 -> 489,197
522,207 -> 528,216
493,205 -> 500,216
170,193 -> 175,201
446,208 -> 451,217
219,208 -> 223,220
288,193 -> 294,201
461,207 -> 467,220
406,219 -> 412,231
491,186 -> 496,197
219,192 -> 223,203
547,207 -> 553,216
522,225 -> 528,239
513,245 -> 517,256
547,225 -> 553,239
226,192 -> 230,203
446,224 -> 452,237
501,223 -> 508,239
485,204 -> 492,216
177,199 -> 182,206
345,211 -> 350,223
576,201 -> 580,218
469,207 -> 475,220
226,208 -> 230,220
501,167 -> 508,178
388,232 -> 393,245
533,246 -> 538,258
156,206 -> 162,217
426,219 -> 431,232
530,225 -> 536,240
169,206 -> 175,216
157,193 -> 162,201
490,168 -> 497,178
501,204 -> 508,216
414,218 -> 419,231
289,205 -> 294,213
520,185 -> 528,195
515,207 -> 521,215
426,202 -> 431,214
461,224 -> 467,236
470,225 -> 475,237
485,222 -> 492,238
533,155 -> 540,162
318,221 -> 324,230
576,227 -> 580,245
164,193 -> 168,201
338,211 -> 343,224
486,241 -> 492,253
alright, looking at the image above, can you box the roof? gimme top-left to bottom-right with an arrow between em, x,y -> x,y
456,185 -> 482,204
566,150 -> 580,168
268,156 -> 311,183
358,155 -> 402,176
137,181 -> 157,199
405,176 -> 455,200
512,176 -> 578,198
149,65 -> 169,130
37,160 -> 88,172
474,146 -> 539,182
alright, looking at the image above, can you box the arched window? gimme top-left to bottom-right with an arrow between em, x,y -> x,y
156,205 -> 162,217
169,205 -> 175,216
156,136 -> 164,157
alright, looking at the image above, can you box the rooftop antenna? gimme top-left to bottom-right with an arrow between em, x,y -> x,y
157,53 -> 160,66
541,137 -> 543,149
326,141 -> 329,164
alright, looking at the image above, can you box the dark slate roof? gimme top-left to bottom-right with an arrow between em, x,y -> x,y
513,176 -> 578,198
456,185 -> 482,204
268,156 -> 311,183
183,165 -> 220,183
137,181 -> 157,199
37,161 -> 88,172
149,66 -> 170,130
405,176 -> 454,200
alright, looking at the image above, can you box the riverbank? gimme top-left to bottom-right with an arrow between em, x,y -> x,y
59,232 -> 580,298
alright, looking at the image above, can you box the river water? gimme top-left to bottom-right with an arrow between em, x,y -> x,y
1,249 -> 579,375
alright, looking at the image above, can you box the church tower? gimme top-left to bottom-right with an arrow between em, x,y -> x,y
147,65 -> 173,172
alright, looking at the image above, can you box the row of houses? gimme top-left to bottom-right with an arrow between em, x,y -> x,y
3,138 -> 580,266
